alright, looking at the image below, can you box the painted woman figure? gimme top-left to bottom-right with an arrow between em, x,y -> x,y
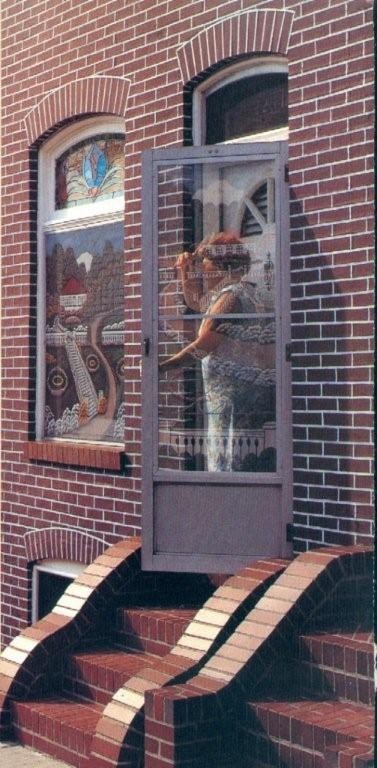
83,141 -> 108,197
160,232 -> 276,471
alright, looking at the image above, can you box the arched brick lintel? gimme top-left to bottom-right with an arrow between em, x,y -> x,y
24,76 -> 131,146
177,9 -> 294,84
24,527 -> 109,565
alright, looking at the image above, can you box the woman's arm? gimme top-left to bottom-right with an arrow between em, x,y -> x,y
159,325 -> 222,371
159,291 -> 239,371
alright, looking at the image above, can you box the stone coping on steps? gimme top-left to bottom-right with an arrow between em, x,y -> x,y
142,545 -> 373,768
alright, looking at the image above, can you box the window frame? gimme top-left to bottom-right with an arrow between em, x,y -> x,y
35,116 -> 125,447
192,56 -> 288,146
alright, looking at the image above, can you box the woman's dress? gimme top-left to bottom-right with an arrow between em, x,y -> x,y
200,280 -> 276,471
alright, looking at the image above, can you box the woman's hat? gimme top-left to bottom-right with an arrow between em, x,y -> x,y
199,232 -> 250,269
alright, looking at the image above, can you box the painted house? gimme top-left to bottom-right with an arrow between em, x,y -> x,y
59,277 -> 87,311
0,1 -> 374,767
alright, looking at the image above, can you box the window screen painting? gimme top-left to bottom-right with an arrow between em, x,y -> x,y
44,223 -> 125,442
55,134 -> 124,209
158,161 -> 277,473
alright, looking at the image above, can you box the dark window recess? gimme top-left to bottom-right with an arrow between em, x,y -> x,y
37,571 -> 72,619
205,73 -> 288,144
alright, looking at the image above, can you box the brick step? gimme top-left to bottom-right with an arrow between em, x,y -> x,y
240,697 -> 374,768
114,606 -> 197,656
298,630 -> 374,706
12,697 -> 103,768
222,741 -> 375,768
204,740 -> 374,768
324,738 -> 375,768
62,648 -> 159,705
226,750 -> 374,768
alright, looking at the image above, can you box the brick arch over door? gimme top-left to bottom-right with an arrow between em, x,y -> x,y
176,9 -> 294,84
24,527 -> 109,565
23,75 -> 131,145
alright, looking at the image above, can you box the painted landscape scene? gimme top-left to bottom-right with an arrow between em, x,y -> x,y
44,222 -> 125,442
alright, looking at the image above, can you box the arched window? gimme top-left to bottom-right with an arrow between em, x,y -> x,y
191,61 -> 288,313
36,117 -> 125,445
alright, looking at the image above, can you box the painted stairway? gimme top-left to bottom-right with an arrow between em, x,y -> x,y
0,540 -> 374,768
65,333 -> 98,418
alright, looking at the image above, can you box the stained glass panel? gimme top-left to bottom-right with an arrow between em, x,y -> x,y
55,134 -> 124,209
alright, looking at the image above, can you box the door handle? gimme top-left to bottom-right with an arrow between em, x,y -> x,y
143,337 -> 150,356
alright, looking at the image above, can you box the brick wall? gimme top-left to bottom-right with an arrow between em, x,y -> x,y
1,0 -> 374,644
287,0 -> 374,549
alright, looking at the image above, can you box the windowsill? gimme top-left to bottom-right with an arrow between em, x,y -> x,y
25,440 -> 125,471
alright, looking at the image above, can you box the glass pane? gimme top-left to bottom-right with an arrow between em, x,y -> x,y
206,73 -> 288,144
44,222 -> 125,442
55,134 -> 124,209
157,160 -> 277,472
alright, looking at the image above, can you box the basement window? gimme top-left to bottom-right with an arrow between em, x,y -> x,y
31,559 -> 84,622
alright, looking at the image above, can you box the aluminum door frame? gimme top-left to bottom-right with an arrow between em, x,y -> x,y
141,142 -> 292,572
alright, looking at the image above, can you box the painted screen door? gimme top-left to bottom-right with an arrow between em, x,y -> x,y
142,143 -> 291,572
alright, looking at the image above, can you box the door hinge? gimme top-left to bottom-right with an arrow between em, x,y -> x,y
286,523 -> 294,543
284,164 -> 289,183
285,342 -> 292,362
